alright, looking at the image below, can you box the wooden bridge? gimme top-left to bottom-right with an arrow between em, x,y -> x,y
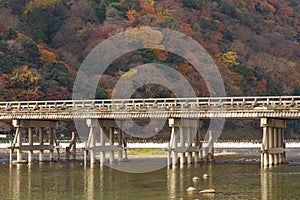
2,96 -> 299,167
1,96 -> 300,119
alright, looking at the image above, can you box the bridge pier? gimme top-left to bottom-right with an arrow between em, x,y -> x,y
205,130 -> 215,162
168,118 -> 202,166
260,118 -> 286,167
86,119 -> 98,164
85,119 -> 126,166
10,120 -> 58,164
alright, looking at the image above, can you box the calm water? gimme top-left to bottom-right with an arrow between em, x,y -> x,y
1,160 -> 300,200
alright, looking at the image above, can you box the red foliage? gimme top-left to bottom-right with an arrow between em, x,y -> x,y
46,88 -> 63,100
256,79 -> 267,95
180,23 -> 194,37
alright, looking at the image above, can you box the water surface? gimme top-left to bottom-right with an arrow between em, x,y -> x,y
1,160 -> 300,200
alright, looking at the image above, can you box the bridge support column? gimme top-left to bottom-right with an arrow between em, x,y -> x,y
179,127 -> 186,165
16,127 -> 23,162
261,118 -> 286,167
28,127 -> 34,163
168,118 -> 202,166
204,130 -> 214,162
86,120 -> 126,165
169,120 -> 178,166
39,128 -> 44,162
49,128 -> 54,161
118,127 -> 124,162
109,128 -> 115,163
99,127 -> 106,165
186,127 -> 193,164
11,120 -> 58,164
86,119 -> 97,164
194,127 -> 201,163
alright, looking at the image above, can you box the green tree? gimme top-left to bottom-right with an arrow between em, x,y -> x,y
23,2 -> 66,43
42,62 -> 71,89
17,36 -> 41,65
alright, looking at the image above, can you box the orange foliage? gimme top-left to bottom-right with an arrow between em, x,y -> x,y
153,49 -> 168,61
127,10 -> 140,22
180,23 -> 194,37
139,0 -> 156,14
38,44 -> 56,62
106,88 -> 114,98
0,22 -> 9,36
60,86 -> 68,95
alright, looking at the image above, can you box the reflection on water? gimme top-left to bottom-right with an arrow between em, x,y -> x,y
1,162 -> 300,199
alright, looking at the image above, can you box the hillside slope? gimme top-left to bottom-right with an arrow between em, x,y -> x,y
1,0 -> 300,138
1,0 -> 300,99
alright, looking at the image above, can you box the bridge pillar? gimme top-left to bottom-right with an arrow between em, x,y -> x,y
168,118 -> 202,166
186,127 -> 193,164
205,130 -> 215,162
179,127 -> 186,165
194,127 -> 201,163
260,118 -> 286,167
28,127 -> 34,163
99,120 -> 126,162
39,128 -> 44,162
11,120 -> 58,163
109,128 -> 115,163
85,119 -> 126,165
168,119 -> 178,166
16,127 -> 23,162
49,128 -> 55,161
99,126 -> 106,165
86,119 -> 98,164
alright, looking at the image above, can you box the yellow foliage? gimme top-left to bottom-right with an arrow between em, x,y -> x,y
9,66 -> 40,90
125,26 -> 164,50
265,12 -> 275,24
213,19 -> 221,24
156,8 -> 174,19
122,68 -> 138,80
288,61 -> 296,68
221,51 -> 240,67
25,0 -> 60,13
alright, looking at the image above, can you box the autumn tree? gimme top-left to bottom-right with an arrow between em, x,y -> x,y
8,66 -> 42,100
221,51 -> 240,67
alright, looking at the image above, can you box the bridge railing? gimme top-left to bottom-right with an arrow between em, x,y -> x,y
0,96 -> 300,111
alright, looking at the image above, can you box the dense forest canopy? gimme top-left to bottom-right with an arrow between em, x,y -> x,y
0,0 -> 300,100
1,0 -> 300,138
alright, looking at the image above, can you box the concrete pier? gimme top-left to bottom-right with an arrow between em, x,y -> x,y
260,118 -> 286,167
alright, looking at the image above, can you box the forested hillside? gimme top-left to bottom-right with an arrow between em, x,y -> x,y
1,0 -> 300,100
1,0 -> 300,138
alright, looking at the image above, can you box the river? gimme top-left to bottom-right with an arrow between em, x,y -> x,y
1,157 -> 300,200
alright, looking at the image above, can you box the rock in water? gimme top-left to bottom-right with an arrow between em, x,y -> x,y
202,174 -> 209,179
192,177 -> 200,182
186,187 -> 196,191
199,189 -> 216,194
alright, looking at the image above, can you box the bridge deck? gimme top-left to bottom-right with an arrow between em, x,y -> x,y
0,96 -> 299,120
